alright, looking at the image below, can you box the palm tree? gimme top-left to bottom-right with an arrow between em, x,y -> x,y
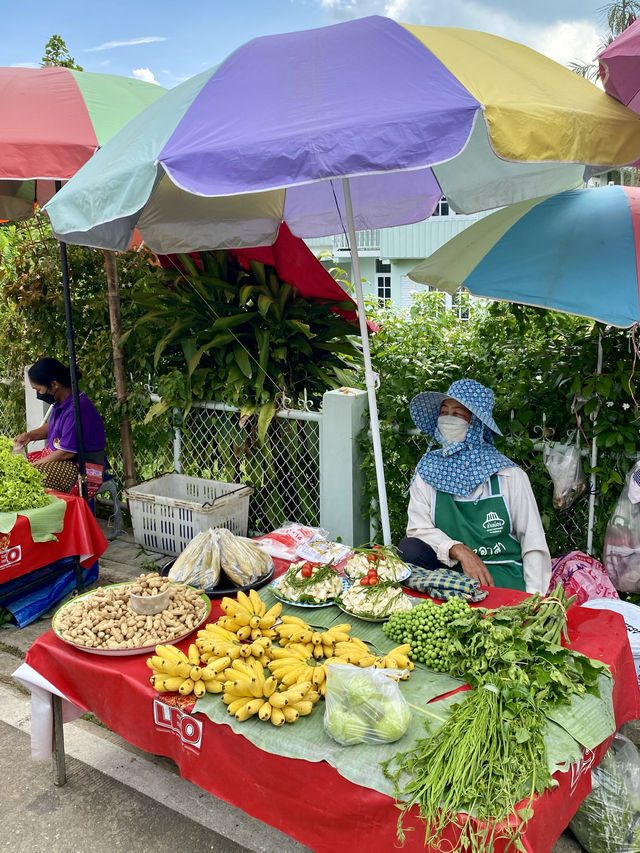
569,1 -> 640,80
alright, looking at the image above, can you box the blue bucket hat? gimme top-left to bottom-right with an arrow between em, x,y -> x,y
410,379 -> 502,438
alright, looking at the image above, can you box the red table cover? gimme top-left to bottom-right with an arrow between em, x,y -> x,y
25,581 -> 640,853
0,493 -> 108,584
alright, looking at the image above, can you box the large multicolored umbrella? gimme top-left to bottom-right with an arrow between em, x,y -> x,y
45,15 -> 640,540
407,184 -> 640,328
0,66 -> 165,494
0,66 -> 165,219
599,17 -> 640,114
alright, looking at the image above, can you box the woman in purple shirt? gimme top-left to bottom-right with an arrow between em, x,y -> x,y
15,358 -> 106,495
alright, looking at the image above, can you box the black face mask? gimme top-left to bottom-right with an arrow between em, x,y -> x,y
36,391 -> 56,405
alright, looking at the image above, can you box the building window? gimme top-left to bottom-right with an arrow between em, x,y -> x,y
452,287 -> 470,321
432,196 -> 451,217
376,259 -> 391,303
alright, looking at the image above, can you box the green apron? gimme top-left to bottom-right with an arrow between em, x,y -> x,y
433,474 -> 526,591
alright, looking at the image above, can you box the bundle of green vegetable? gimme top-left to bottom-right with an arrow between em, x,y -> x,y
382,585 -> 612,851
0,437 -> 49,512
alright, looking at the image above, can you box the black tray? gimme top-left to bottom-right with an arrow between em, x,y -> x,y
158,559 -> 275,599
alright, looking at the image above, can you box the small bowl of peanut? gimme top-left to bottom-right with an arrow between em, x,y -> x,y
129,572 -> 171,615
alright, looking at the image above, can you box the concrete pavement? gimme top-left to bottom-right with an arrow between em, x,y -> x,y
0,521 -> 585,852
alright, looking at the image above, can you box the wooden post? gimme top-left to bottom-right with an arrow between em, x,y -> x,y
104,250 -> 136,489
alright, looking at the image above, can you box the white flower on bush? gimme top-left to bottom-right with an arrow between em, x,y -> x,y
623,403 -> 630,410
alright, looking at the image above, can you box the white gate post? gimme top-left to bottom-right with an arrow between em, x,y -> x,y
320,388 -> 370,547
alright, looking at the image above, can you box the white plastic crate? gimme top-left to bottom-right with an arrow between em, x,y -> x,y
125,473 -> 252,556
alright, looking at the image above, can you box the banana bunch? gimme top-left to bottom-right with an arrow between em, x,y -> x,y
196,622 -> 273,666
221,657 -> 320,724
217,590 -> 280,640
268,642 -> 355,696
332,641 -> 414,678
274,615 -> 353,658
146,643 -> 230,698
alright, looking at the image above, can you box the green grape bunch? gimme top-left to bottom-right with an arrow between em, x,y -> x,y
0,436 -> 50,513
383,597 -> 470,671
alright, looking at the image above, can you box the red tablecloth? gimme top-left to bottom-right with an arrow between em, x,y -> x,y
25,581 -> 640,853
0,493 -> 108,584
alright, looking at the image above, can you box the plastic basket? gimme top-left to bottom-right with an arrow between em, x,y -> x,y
125,473 -> 252,556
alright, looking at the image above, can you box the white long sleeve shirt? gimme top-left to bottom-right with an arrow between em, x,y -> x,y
406,466 -> 551,594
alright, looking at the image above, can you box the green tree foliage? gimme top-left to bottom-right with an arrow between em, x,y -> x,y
41,34 -> 83,71
0,215 -> 171,482
569,1 -> 640,80
127,251 -> 363,438
360,293 -> 639,559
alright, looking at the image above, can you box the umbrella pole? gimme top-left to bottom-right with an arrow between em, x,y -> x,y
342,178 -> 392,546
54,182 -> 87,501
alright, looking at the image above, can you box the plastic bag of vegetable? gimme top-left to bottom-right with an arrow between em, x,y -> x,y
604,458 -> 640,592
569,733 -> 640,853
168,529 -> 221,589
324,663 -> 410,746
543,438 -> 586,509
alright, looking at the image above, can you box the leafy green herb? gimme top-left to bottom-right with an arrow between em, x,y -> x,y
284,563 -> 336,590
0,437 -> 49,512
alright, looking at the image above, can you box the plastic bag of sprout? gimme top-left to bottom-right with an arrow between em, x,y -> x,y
323,664 -> 410,746
569,733 -> 640,853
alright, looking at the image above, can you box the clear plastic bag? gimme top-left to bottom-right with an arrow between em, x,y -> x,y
543,439 -> 587,509
216,528 -> 274,586
168,529 -> 221,589
569,733 -> 640,853
323,663 -> 410,745
604,459 -> 640,593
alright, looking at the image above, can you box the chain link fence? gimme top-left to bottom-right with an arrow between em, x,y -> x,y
174,401 -> 322,535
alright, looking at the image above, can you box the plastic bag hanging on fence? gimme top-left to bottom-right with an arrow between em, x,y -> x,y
604,458 -> 640,593
542,433 -> 587,509
569,733 -> 640,853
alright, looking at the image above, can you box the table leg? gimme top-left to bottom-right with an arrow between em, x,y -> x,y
51,694 -> 67,786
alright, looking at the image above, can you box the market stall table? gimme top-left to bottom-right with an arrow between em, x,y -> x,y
15,580 -> 640,853
0,492 -> 108,586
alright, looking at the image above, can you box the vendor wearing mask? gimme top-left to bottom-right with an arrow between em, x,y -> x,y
14,358 -> 106,496
398,379 -> 551,594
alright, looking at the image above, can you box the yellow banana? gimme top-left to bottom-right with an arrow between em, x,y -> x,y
156,644 -> 189,663
187,644 -> 200,665
250,628 -> 263,641
190,666 -> 203,681
268,692 -> 289,709
290,700 -> 314,716
249,588 -> 265,615
236,625 -> 252,641
358,654 -> 377,668
263,676 -> 277,697
258,701 -> 273,721
270,707 -> 285,726
178,678 -> 195,696
203,679 -> 224,693
150,675 -> 185,692
281,615 -> 308,627
193,680 -> 206,699
283,707 -> 300,724
226,697 -> 251,715
235,698 -> 264,721
312,645 -> 324,660
312,667 -> 325,686
322,643 -> 335,658
236,590 -> 253,613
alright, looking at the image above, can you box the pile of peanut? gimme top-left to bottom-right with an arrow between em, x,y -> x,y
129,574 -> 171,597
54,574 -> 207,650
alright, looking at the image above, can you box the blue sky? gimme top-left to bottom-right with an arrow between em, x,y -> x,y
1,1 -> 611,88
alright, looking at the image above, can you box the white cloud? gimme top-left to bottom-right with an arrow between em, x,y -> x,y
85,36 -> 167,53
10,62 -> 40,68
132,67 -> 160,85
318,0 -> 601,67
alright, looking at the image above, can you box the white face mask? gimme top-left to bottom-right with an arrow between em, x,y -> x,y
437,415 -> 469,443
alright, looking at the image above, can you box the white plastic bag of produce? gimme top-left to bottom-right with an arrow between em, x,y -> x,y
604,458 -> 640,592
324,663 -> 410,746
542,438 -> 586,510
216,528 -> 274,586
569,733 -> 640,853
254,523 -> 329,560
168,529 -> 221,589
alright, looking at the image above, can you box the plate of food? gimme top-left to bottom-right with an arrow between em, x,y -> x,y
269,561 -> 348,607
343,546 -> 412,584
52,574 -> 211,656
335,580 -> 414,622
